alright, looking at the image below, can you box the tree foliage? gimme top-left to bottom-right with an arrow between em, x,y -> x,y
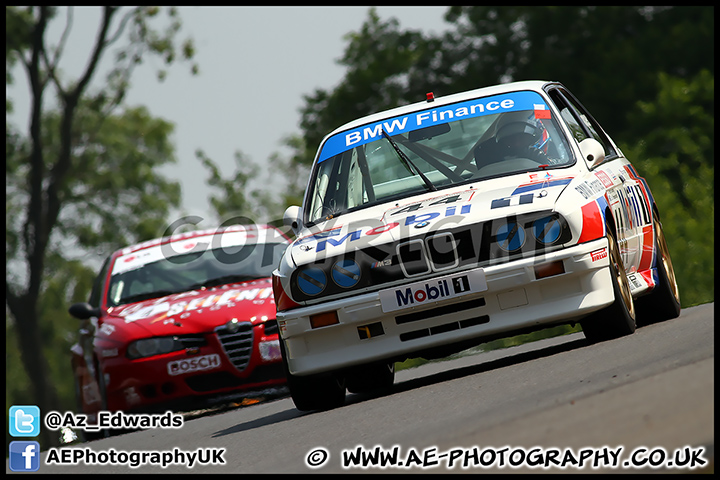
440,6 -> 712,136
198,147 -> 297,230
621,70 -> 714,307
294,9 -> 443,170
5,6 -> 196,448
293,6 -> 713,165
198,148 -> 261,222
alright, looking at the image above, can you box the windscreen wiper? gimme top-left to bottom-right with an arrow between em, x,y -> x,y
381,129 -> 437,192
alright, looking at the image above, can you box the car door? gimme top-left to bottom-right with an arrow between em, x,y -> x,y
545,85 -> 647,274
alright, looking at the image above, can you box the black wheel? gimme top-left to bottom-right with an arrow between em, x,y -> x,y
581,227 -> 636,343
346,362 -> 395,394
95,362 -> 112,438
279,338 -> 346,411
288,372 -> 346,412
635,210 -> 681,326
73,372 -> 98,442
75,359 -> 109,441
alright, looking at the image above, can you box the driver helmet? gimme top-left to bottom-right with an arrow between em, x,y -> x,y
494,111 -> 541,151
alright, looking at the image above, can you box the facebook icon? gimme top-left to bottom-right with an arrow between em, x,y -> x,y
9,441 -> 41,472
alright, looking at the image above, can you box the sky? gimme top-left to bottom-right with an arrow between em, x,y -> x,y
7,6 -> 451,229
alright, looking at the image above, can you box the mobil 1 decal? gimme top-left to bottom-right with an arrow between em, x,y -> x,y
300,192 -> 476,255
379,268 -> 488,313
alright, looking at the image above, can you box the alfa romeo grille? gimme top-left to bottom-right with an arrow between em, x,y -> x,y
214,322 -> 254,372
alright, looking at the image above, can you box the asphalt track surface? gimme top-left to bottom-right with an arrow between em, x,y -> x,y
9,303 -> 714,474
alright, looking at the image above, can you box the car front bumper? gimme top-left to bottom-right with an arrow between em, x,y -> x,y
100,335 -> 285,413
278,237 -> 613,376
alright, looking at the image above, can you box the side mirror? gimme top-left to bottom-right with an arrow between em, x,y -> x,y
283,206 -> 303,236
69,302 -> 102,320
579,138 -> 606,169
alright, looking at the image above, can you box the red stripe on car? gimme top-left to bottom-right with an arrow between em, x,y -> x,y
578,201 -> 605,244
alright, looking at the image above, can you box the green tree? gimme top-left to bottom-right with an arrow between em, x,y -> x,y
269,134 -> 310,218
198,149 -> 261,222
442,6 -> 713,136
5,6 -> 197,448
621,70 -> 714,307
198,148 -> 295,231
293,8 -> 443,169
289,6 -> 712,172
196,105 -> 324,232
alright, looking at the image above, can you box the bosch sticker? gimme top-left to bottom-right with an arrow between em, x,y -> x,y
167,354 -> 221,376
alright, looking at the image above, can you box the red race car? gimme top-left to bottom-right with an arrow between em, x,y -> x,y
69,224 -> 290,435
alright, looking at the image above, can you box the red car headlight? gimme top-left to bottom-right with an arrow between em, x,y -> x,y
126,337 -> 184,359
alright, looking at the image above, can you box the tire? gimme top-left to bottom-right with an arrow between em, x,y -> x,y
93,359 -> 111,439
635,210 -> 681,326
279,338 -> 346,412
346,362 -> 395,394
73,372 -> 100,442
76,358 -> 109,441
581,227 -> 636,343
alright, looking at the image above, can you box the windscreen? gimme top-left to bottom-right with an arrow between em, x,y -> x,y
107,235 -> 287,307
306,90 -> 574,225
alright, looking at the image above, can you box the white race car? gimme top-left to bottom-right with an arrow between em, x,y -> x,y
272,80 -> 680,411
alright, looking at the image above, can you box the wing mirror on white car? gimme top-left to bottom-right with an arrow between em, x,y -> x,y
284,205 -> 303,235
579,138 -> 606,169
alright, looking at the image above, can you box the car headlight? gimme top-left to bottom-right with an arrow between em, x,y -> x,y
495,216 -> 568,253
296,266 -> 328,296
489,211 -> 572,262
495,220 -> 527,252
531,215 -> 563,245
289,211 -> 572,302
126,337 -> 184,359
331,259 -> 362,288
